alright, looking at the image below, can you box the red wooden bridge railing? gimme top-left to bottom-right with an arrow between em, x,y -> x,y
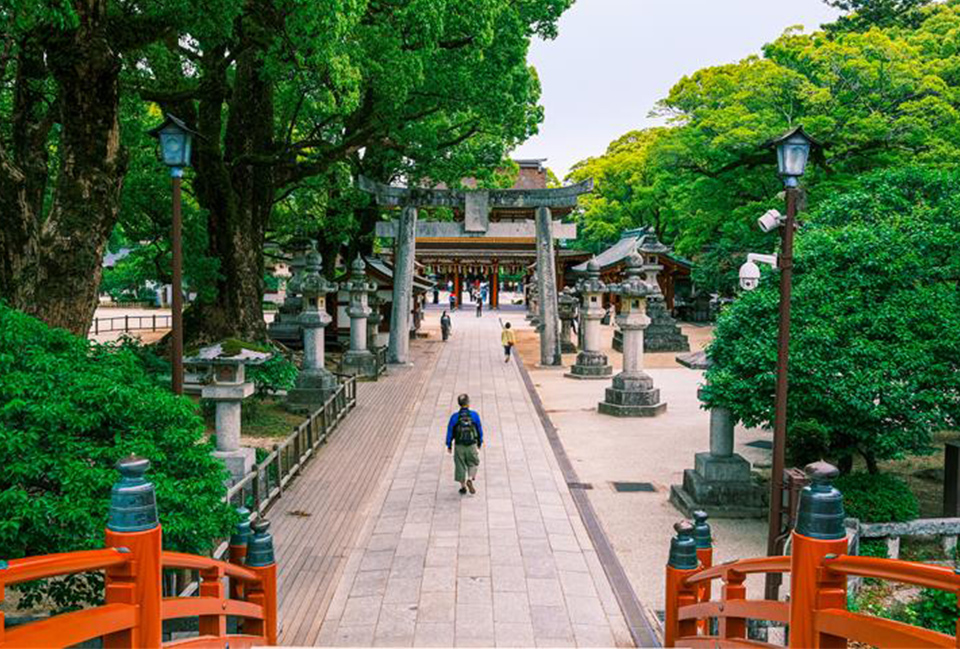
665,461 -> 960,649
0,457 -> 277,649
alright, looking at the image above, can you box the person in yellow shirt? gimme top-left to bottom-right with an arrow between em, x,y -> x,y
501,322 -> 516,363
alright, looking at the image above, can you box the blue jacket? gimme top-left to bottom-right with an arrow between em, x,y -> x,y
446,408 -> 484,448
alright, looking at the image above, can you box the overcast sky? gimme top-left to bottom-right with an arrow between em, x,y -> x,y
513,0 -> 842,179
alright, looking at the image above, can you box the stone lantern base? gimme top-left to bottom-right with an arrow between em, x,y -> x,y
213,448 -> 257,485
565,350 -> 612,380
286,369 -> 339,413
669,452 -> 768,518
597,371 -> 666,417
341,349 -> 379,378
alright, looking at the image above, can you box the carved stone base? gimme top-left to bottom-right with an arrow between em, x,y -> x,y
597,371 -> 666,417
341,350 -> 379,378
565,350 -> 612,380
286,369 -> 338,413
669,452 -> 768,518
212,447 -> 256,486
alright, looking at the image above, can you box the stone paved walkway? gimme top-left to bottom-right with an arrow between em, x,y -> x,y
317,313 -> 633,647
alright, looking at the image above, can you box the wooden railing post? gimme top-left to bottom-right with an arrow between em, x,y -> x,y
1,559 -> 6,645
103,457 -> 163,649
245,519 -> 278,645
789,461 -> 848,649
693,510 -> 713,634
199,564 -> 226,637
720,570 -> 747,640
664,521 -> 700,647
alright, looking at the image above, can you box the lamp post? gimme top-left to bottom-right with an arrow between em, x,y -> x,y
763,126 -> 817,600
149,114 -> 198,395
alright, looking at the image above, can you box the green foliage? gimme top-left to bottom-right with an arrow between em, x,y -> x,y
0,304 -> 234,609
246,352 -> 299,399
702,166 -> 960,470
786,420 -> 831,467
835,472 -> 919,522
907,588 -> 959,635
858,539 -> 888,558
824,0 -> 935,31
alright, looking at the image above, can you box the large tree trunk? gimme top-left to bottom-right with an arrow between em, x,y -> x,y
187,18 -> 274,343
0,11 -> 125,336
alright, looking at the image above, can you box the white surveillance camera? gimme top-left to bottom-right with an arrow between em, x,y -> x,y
739,261 -> 761,291
738,253 -> 778,291
758,209 -> 785,233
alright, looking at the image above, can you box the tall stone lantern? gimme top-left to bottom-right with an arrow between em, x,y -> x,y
638,232 -> 689,353
558,287 -> 579,354
341,255 -> 379,378
598,253 -> 666,416
367,287 -> 384,351
526,274 -> 540,325
266,244 -> 307,349
286,245 -> 338,412
565,259 -> 612,380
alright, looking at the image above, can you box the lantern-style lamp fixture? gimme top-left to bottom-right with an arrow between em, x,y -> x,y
769,126 -> 819,187
148,114 -> 199,177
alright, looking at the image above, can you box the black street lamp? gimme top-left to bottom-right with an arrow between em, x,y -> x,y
149,114 -> 198,396
763,125 -> 818,600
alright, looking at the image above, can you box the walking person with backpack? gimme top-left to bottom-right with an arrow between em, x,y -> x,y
500,320 -> 516,363
446,393 -> 483,494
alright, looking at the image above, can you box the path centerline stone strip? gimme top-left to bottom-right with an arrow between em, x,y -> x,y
514,354 -> 661,647
270,339 -> 441,646
317,313 -> 634,647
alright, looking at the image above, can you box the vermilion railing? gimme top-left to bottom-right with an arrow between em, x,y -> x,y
665,463 -> 960,649
1,458 -> 277,649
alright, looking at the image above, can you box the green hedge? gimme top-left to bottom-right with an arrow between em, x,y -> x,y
835,472 -> 918,523
0,304 -> 235,608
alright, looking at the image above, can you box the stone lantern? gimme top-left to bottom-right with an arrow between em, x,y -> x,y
267,244 -> 308,349
526,274 -> 540,325
286,244 -> 338,411
557,287 -> 579,354
565,259 -> 612,380
638,232 -> 689,353
598,253 -> 666,416
186,343 -> 271,484
341,255 -> 379,378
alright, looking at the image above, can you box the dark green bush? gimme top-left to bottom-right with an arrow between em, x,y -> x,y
908,588 -> 959,635
0,304 -> 235,609
857,539 -> 887,558
247,351 -> 298,398
786,420 -> 831,467
835,472 -> 919,523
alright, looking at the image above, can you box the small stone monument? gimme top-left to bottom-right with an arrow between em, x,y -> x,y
558,287 -> 579,354
286,245 -> 338,412
367,287 -> 384,350
341,256 -> 379,378
186,342 -> 271,484
598,253 -> 666,417
638,233 -> 690,353
565,259 -> 612,380
669,385 -> 767,518
267,244 -> 308,349
526,274 -> 540,325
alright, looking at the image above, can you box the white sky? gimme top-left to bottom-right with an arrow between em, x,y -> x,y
513,0 -> 842,179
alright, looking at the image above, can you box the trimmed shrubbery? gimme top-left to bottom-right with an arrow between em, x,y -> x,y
0,304 -> 235,608
836,472 -> 919,523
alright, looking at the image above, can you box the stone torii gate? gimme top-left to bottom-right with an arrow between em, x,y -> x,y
362,176 -> 593,366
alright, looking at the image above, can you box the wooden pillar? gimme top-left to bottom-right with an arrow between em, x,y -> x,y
454,271 -> 462,309
492,262 -> 499,309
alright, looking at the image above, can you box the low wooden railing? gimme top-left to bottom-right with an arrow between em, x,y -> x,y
224,375 -> 357,518
89,314 -> 172,336
1,458 -> 277,649
665,463 -> 960,649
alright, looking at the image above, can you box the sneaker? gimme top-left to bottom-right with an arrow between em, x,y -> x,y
466,480 -> 476,494
459,487 -> 467,495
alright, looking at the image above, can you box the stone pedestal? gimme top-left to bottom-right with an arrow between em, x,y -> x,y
644,298 -> 690,352
669,403 -> 767,518
566,259 -> 612,380
598,253 -> 666,417
203,375 -> 256,485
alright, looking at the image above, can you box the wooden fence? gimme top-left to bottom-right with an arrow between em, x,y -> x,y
90,314 -> 173,336
0,459 -> 277,649
664,463 -> 960,648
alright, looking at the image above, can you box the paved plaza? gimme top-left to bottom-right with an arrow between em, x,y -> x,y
315,312 -> 636,647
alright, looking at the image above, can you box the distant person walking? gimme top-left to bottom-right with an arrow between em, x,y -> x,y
440,310 -> 451,341
476,297 -> 483,317
449,292 -> 456,311
446,394 -> 483,494
501,321 -> 516,363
